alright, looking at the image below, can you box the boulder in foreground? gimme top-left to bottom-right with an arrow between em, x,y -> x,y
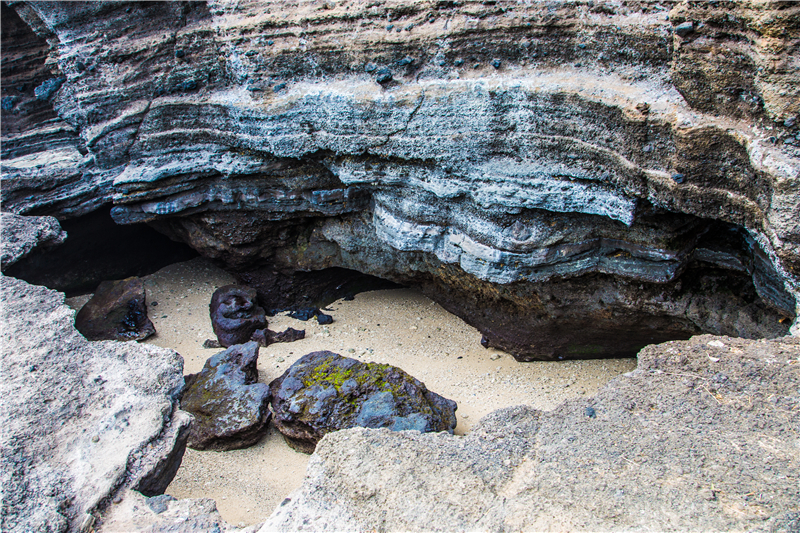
269,351 -> 457,453
181,341 -> 271,451
0,275 -> 189,533
262,335 -> 800,532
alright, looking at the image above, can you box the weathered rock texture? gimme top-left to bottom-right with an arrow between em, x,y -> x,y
0,274 -> 191,533
0,212 -> 66,269
74,276 -> 155,341
262,335 -> 800,532
181,341 -> 272,451
98,489 -> 257,533
2,1 -> 799,358
270,350 -> 458,453
209,284 -> 267,347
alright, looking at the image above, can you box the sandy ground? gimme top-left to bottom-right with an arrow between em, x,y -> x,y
67,257 -> 637,528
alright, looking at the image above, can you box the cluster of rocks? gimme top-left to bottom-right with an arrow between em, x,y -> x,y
175,284 -> 458,452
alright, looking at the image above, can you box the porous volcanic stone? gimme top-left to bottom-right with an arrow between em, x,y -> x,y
74,277 -> 155,341
269,351 -> 457,453
0,275 -> 189,533
181,341 -> 271,451
209,285 -> 267,347
0,212 -> 66,269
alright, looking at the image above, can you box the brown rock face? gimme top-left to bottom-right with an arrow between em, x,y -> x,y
1,1 -> 798,359
74,277 -> 155,342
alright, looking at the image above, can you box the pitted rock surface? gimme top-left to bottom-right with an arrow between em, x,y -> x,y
210,285 -> 267,348
0,212 -> 66,269
269,350 -> 457,453
74,276 -> 155,341
181,341 -> 271,451
0,275 -> 190,533
262,335 -> 800,532
1,1 -> 797,358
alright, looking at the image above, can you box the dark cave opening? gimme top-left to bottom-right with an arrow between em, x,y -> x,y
4,206 -> 199,295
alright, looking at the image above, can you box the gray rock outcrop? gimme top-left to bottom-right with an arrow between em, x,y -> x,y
269,351 -> 457,453
0,212 -> 66,269
0,275 -> 191,533
1,1 -> 797,359
181,341 -> 271,451
262,335 -> 800,532
74,276 -> 156,342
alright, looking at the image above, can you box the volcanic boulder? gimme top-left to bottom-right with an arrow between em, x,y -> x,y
74,277 -> 155,342
209,285 -> 267,347
181,341 -> 271,451
269,351 -> 457,453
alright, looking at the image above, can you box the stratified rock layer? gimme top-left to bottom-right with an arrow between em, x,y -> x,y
262,335 -> 800,532
0,275 -> 190,533
270,351 -> 457,453
1,1 -> 798,358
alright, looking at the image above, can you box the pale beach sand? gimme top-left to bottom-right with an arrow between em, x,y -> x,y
68,257 -> 637,527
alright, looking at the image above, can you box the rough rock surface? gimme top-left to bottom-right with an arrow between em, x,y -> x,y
210,284 -> 267,347
0,275 -> 191,533
262,335 -> 800,532
270,351 -> 457,453
0,212 -> 66,269
74,276 -> 156,341
1,1 -> 798,359
181,341 -> 271,451
97,489 -> 249,533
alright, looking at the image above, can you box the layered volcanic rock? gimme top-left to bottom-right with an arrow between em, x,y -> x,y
1,0 -> 799,359
262,335 -> 800,532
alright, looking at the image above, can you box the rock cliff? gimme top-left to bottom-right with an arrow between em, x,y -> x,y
2,0 -> 798,360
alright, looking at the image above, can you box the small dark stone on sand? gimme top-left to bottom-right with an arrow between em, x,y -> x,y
585,406 -> 597,418
344,294 -> 355,301
316,313 -> 333,325
365,63 -> 377,72
481,335 -> 490,349
671,173 -> 686,184
454,59 -> 464,66
397,57 -> 414,67
203,339 -> 222,349
492,59 -> 502,69
151,301 -> 158,307
273,83 -> 287,92
289,308 -> 318,321
76,61 -> 86,72
175,49 -> 185,58
386,24 -> 394,31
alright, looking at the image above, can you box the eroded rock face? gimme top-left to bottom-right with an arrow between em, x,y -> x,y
0,212 -> 66,269
181,341 -> 271,451
0,275 -> 190,533
74,276 -> 155,341
210,285 -> 267,347
262,335 -> 800,532
270,351 -> 457,453
1,1 -> 798,358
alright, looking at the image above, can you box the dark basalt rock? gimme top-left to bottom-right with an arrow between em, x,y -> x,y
250,326 -> 306,346
269,351 -> 457,453
181,341 -> 271,451
74,277 -> 155,341
209,285 -> 266,347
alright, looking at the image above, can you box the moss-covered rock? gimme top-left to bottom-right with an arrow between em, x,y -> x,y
269,351 -> 457,453
181,341 -> 271,451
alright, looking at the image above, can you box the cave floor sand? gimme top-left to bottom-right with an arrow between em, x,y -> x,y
69,257 -> 637,528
